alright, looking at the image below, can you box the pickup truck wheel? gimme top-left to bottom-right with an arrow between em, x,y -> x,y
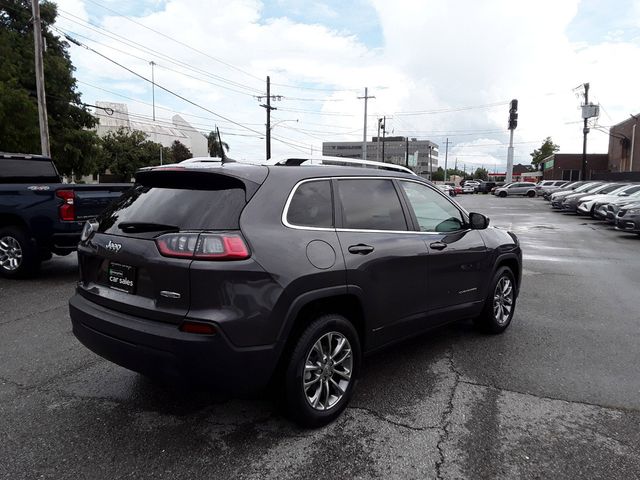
284,314 -> 361,428
474,266 -> 516,334
0,227 -> 40,278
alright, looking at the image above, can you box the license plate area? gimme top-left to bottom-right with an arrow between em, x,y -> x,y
107,262 -> 136,294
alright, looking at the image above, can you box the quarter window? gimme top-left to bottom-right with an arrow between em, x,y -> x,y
287,180 -> 334,228
337,179 -> 407,231
400,181 -> 465,232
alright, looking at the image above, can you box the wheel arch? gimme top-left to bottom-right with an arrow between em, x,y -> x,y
272,287 -> 368,380
0,214 -> 30,233
494,254 -> 521,296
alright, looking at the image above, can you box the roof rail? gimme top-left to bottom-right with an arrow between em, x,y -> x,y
266,155 -> 418,176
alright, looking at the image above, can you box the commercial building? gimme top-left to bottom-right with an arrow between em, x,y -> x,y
606,114 -> 639,177
489,164 -> 541,182
322,137 -> 438,177
540,154 -> 609,181
94,102 -> 208,157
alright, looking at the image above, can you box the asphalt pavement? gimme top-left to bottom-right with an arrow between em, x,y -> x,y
1,194 -> 639,479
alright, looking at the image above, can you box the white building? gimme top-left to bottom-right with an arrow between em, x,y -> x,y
94,102 -> 208,157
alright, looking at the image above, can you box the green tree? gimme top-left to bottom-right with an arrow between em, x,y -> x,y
473,167 -> 489,180
170,140 -> 192,162
206,131 -> 229,157
98,128 -> 163,179
0,0 -> 100,176
431,167 -> 445,181
530,137 -> 560,168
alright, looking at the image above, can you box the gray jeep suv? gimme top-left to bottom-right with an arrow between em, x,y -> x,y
69,159 -> 522,427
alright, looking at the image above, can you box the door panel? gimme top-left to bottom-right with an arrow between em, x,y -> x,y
425,230 -> 489,313
337,230 -> 429,345
398,180 -> 489,320
334,178 -> 429,347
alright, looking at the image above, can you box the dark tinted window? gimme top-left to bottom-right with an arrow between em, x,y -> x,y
0,159 -> 59,183
98,185 -> 246,233
287,180 -> 333,228
338,179 -> 407,231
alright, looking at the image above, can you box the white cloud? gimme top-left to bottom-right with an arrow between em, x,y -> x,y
52,0 -> 640,166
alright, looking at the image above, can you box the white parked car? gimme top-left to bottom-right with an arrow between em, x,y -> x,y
577,184 -> 640,216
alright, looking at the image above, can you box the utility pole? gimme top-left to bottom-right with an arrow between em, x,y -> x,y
405,137 -> 409,168
259,76 -> 277,160
376,118 -> 382,161
581,83 -> 590,181
358,87 -> 375,160
443,138 -> 450,182
506,99 -> 518,183
150,61 -> 156,121
428,145 -> 433,179
31,0 -> 50,157
381,116 -> 386,162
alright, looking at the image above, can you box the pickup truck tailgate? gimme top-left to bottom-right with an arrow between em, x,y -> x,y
72,185 -> 131,220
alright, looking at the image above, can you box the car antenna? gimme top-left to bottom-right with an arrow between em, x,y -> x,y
217,127 -> 234,163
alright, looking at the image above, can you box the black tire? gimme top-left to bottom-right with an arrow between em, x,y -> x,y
284,314 -> 361,428
474,266 -> 517,334
499,191 -> 507,198
527,190 -> 536,198
0,226 -> 40,279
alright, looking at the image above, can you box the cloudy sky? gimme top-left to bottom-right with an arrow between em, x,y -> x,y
53,0 -> 640,170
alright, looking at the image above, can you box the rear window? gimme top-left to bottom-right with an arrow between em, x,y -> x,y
337,179 -> 407,231
98,184 -> 246,233
287,180 -> 333,228
0,158 -> 59,183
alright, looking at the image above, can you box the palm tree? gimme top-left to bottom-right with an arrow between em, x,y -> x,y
207,131 -> 229,158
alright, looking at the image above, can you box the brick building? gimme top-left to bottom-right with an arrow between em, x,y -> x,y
540,154 -> 609,181
607,114 -> 639,173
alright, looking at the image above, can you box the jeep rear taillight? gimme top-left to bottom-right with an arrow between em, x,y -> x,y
56,189 -> 75,221
155,233 -> 250,260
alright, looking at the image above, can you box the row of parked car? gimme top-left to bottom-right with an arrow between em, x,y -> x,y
540,180 -> 640,234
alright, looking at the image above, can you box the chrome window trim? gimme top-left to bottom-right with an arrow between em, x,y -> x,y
282,176 -> 468,235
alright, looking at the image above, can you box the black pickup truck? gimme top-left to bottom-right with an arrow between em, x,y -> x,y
0,153 -> 130,278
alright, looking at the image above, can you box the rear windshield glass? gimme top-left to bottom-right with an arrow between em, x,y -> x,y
0,159 -> 59,183
98,185 -> 246,233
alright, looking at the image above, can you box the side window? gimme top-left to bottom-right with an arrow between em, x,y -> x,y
286,180 -> 333,228
337,179 -> 407,231
400,181 -> 465,233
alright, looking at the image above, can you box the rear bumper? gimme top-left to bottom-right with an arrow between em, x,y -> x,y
52,232 -> 81,251
69,293 -> 279,391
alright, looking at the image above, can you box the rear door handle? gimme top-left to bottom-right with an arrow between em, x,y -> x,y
348,244 -> 374,255
429,241 -> 447,251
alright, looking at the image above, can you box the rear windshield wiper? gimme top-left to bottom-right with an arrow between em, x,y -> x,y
118,222 -> 180,233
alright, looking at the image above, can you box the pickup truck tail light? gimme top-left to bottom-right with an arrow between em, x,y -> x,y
56,190 -> 75,221
155,232 -> 250,260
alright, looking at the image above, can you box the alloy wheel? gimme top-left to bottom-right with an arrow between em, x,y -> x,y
303,331 -> 353,411
493,276 -> 514,325
0,236 -> 23,272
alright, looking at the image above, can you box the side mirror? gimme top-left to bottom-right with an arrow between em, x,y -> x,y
469,212 -> 490,230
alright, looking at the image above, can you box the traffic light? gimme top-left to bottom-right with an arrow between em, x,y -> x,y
508,99 -> 518,130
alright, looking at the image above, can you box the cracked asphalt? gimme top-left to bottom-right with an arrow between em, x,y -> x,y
1,194 -> 639,479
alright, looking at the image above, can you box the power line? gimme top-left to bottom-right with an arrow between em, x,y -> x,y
76,80 -> 264,129
55,11 -> 264,94
83,0 -> 264,82
59,31 -> 312,152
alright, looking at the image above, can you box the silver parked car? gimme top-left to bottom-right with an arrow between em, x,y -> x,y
494,182 -> 537,198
